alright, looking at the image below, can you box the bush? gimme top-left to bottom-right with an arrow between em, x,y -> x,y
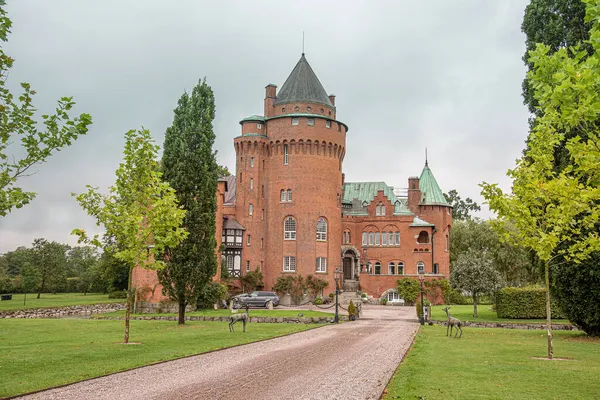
108,290 -> 127,299
496,287 -> 564,319
348,300 -> 356,317
314,297 -> 323,305
196,282 -> 228,309
306,275 -> 328,297
397,278 -> 420,305
273,275 -> 305,304
329,292 -> 334,299
240,268 -> 264,292
551,255 -> 600,336
381,298 -> 388,305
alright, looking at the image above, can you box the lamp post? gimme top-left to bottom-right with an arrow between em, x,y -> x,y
334,268 -> 342,323
418,270 -> 425,326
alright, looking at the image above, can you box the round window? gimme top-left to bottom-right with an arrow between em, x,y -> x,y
282,107 -> 285,112
307,107 -> 311,112
295,106 -> 300,111
320,108 -> 324,113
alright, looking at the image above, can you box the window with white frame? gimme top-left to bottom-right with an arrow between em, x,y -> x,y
284,217 -> 296,240
250,178 -> 254,190
417,262 -> 425,274
284,144 -> 289,165
387,291 -> 400,301
307,118 -> 315,126
326,120 -> 331,128
257,123 -> 262,129
374,262 -> 382,275
227,255 -> 234,270
382,232 -> 388,246
344,231 -> 350,244
316,257 -> 327,273
388,232 -> 394,246
250,157 -> 254,167
375,232 -> 380,245
249,204 -> 253,215
316,218 -> 327,241
398,262 -> 405,275
376,203 -> 381,216
283,256 -> 296,272
280,189 -> 286,202
396,232 -> 401,245
247,234 -> 251,246
388,262 -> 395,275
246,260 -> 250,272
362,232 -> 367,246
287,189 -> 292,202
381,204 -> 386,215
291,118 -> 299,126
368,232 -> 374,245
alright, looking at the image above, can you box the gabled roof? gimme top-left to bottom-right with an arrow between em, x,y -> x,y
222,175 -> 236,205
342,182 -> 396,204
419,164 -> 449,206
274,54 -> 333,107
223,216 -> 245,231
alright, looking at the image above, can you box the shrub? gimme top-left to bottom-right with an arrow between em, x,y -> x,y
381,298 -> 388,305
314,297 -> 323,305
348,300 -> 356,316
108,290 -> 127,299
240,268 -> 263,292
397,278 -> 420,305
551,255 -> 600,336
196,282 -> 228,309
496,287 -> 564,319
273,275 -> 305,304
329,292 -> 334,299
306,275 -> 328,297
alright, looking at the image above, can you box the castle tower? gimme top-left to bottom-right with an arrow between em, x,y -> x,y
235,54 -> 347,292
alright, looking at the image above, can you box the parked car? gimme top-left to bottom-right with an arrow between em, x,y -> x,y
232,291 -> 280,308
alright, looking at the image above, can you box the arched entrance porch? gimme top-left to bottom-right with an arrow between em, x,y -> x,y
341,246 -> 361,292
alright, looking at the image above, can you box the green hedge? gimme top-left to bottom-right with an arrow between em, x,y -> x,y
108,290 -> 128,299
496,287 -> 564,319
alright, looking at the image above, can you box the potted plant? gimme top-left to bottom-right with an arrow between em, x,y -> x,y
348,300 -> 357,321
381,298 -> 388,306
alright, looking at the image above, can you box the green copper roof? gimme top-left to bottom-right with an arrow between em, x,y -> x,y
410,216 -> 435,227
274,54 -> 333,107
342,182 -> 396,204
419,164 -> 449,205
394,200 -> 413,215
240,115 -> 265,123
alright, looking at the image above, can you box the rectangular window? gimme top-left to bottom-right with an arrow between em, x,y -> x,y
291,118 -> 299,126
388,292 -> 399,301
326,120 -> 331,128
284,145 -> 289,165
261,238 -> 264,249
250,157 -> 254,167
389,264 -> 395,275
261,185 -> 264,197
249,204 -> 253,215
283,256 -> 296,272
247,235 -> 251,246
260,261 -> 263,271
362,232 -> 367,246
307,118 -> 315,126
263,160 -> 265,170
368,232 -> 374,245
246,260 -> 250,272
261,209 -> 264,220
257,123 -> 262,129
239,172 -> 242,183
316,257 -> 327,273
250,178 -> 254,190
382,233 -> 388,246
396,232 -> 400,245
375,232 -> 380,246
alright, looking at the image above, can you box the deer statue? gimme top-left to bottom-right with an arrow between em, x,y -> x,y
442,306 -> 463,338
229,304 -> 249,333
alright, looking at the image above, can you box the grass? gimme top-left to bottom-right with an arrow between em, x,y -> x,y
0,318 -> 322,397
97,309 -> 334,318
384,325 -> 600,399
430,304 -> 571,325
0,293 -> 123,311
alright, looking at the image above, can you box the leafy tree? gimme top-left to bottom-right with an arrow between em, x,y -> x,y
30,238 -> 68,298
443,189 -> 481,220
240,268 -> 264,293
20,262 -> 38,304
1,246 -> 34,276
72,128 -> 187,343
0,260 -> 10,293
216,164 -> 231,177
66,246 -> 99,278
450,249 -> 504,317
396,278 -> 420,305
482,0 -> 600,357
0,3 -> 92,217
157,79 -> 219,325
196,281 -> 228,309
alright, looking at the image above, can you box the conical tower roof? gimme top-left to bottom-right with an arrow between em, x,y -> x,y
419,164 -> 449,205
274,54 -> 333,107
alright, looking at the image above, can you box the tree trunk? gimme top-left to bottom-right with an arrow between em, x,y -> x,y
37,278 -> 44,299
545,260 -> 553,360
124,267 -> 134,344
473,292 -> 478,318
178,300 -> 186,325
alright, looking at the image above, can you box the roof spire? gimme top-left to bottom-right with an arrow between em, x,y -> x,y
425,147 -> 428,166
302,31 -> 305,56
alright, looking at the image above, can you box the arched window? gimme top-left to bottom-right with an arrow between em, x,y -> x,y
287,189 -> 292,202
284,217 -> 296,240
445,235 -> 449,251
280,189 -> 285,202
316,218 -> 327,241
417,262 -> 425,274
374,262 -> 382,275
398,262 -> 405,275
249,178 -> 254,190
344,231 -> 351,244
388,262 -> 395,275
417,231 -> 429,244
249,204 -> 253,215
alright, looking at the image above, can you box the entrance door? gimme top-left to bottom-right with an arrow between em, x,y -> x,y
343,257 -> 352,280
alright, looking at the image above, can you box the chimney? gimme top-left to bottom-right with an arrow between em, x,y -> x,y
265,84 -> 277,99
329,93 -> 336,106
407,176 -> 420,213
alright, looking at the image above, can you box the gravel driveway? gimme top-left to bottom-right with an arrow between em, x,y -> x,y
17,306 -> 419,400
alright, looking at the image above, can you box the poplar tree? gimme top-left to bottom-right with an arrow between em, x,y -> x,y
158,78 -> 219,325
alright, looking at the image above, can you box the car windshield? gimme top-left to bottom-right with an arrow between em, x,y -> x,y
250,292 -> 259,297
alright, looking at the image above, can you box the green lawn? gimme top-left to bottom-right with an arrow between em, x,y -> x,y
0,318 -> 322,397
430,304 -> 570,325
384,325 -> 600,399
97,309 -> 334,318
0,293 -> 123,311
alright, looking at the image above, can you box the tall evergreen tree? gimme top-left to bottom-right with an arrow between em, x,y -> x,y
158,78 -> 219,325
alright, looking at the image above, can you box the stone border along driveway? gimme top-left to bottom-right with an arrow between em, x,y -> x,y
15,306 -> 420,400
430,319 -> 577,331
0,303 -> 126,319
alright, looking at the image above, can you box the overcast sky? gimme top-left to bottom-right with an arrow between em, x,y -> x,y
0,0 -> 531,253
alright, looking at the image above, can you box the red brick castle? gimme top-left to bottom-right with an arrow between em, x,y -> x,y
134,54 -> 452,305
